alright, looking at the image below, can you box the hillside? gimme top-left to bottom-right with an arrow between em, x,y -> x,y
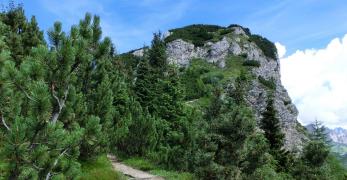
132,24 -> 307,152
0,5 -> 346,180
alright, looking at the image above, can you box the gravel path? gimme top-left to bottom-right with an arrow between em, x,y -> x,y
107,155 -> 164,180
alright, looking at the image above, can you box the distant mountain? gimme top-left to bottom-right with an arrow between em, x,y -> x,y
329,127 -> 347,144
305,124 -> 347,145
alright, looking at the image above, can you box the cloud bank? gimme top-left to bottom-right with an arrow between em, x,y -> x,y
278,34 -> 347,128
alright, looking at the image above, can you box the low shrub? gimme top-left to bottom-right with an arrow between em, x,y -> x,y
249,35 -> 277,60
165,24 -> 224,47
243,60 -> 260,67
258,76 -> 276,90
202,72 -> 224,84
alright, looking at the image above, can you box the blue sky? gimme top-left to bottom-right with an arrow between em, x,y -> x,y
2,0 -> 346,53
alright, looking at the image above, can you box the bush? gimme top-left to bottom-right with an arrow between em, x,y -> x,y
258,76 -> 276,90
165,24 -> 224,47
219,28 -> 234,35
240,53 -> 248,58
201,72 -> 224,84
243,60 -> 260,67
249,35 -> 278,60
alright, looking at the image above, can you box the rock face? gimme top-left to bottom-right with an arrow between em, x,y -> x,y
133,26 -> 307,151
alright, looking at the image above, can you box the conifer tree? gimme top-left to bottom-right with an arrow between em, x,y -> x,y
303,120 -> 330,167
148,32 -> 167,75
260,97 -> 291,172
205,87 -> 223,121
0,10 -> 121,178
260,98 -> 284,150
311,119 -> 330,144
1,4 -> 44,64
134,54 -> 155,109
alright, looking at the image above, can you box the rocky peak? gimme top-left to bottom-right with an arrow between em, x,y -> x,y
132,24 -> 308,151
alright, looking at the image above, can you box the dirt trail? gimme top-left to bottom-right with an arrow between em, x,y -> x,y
107,154 -> 164,180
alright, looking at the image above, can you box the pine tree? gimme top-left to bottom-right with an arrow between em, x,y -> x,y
148,32 -> 167,75
134,54 -> 155,109
205,87 -> 223,121
260,98 -> 284,150
260,97 -> 291,172
230,70 -> 248,105
0,11 -> 121,178
1,4 -> 44,64
311,119 -> 330,144
302,120 -> 330,167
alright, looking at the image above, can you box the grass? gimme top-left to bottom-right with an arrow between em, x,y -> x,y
79,154 -> 125,180
222,55 -> 247,81
150,169 -> 196,180
122,157 -> 196,180
184,56 -> 250,109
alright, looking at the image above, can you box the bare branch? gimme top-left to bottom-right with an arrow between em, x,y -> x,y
51,86 -> 70,124
1,114 -> 11,131
45,149 -> 68,180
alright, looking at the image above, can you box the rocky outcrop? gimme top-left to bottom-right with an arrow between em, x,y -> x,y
132,26 -> 307,151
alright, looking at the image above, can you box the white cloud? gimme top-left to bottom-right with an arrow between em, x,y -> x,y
280,34 -> 347,129
275,42 -> 286,58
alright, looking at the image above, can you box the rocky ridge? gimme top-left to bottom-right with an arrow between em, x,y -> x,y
132,26 -> 307,151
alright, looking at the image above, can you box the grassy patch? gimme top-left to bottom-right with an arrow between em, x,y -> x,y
122,157 -> 196,180
222,55 -> 248,82
183,56 -> 250,108
79,155 -> 125,180
150,169 -> 196,180
123,157 -> 156,171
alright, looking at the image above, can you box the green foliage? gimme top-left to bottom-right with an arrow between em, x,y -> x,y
249,34 -> 278,60
149,32 -> 167,74
243,60 -> 260,67
260,97 -> 293,172
303,141 -> 329,167
261,98 -> 285,150
116,100 -> 158,156
0,4 -> 45,64
302,120 -> 330,168
258,76 -> 276,90
311,119 -> 330,143
165,24 -> 224,46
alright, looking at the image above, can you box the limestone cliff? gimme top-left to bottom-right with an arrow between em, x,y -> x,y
132,25 -> 307,152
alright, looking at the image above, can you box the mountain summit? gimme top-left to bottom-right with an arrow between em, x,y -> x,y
132,24 -> 307,151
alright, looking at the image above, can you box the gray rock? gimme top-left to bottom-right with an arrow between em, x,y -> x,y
132,49 -> 145,57
165,33 -> 307,152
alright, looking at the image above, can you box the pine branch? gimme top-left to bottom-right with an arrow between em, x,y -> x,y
15,83 -> 37,102
45,148 -> 68,180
